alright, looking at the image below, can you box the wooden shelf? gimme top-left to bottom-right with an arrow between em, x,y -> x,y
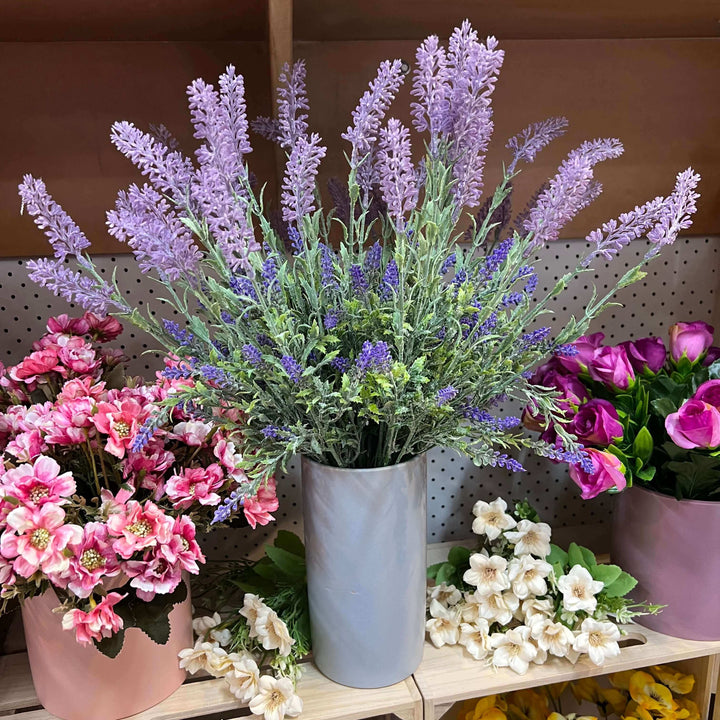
0,651 -> 422,720
415,625 -> 720,720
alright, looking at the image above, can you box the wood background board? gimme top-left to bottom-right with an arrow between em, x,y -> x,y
0,41 -> 276,257
293,0 -> 720,41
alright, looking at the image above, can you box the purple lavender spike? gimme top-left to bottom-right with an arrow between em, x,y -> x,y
251,116 -> 280,142
377,118 -> 418,229
506,117 -> 569,173
411,35 -> 451,150
281,133 -> 327,226
276,60 -> 309,149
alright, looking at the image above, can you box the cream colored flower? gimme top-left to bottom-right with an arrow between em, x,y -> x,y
224,655 -> 260,702
463,554 -> 510,595
572,618 -> 621,666
249,675 -> 303,720
504,520 -> 552,557
255,608 -> 295,657
192,613 -> 232,647
508,555 -> 552,599
240,593 -> 270,638
557,566 -> 604,614
475,590 -> 519,626
472,498 -> 517,539
490,626 -> 538,674
528,615 -> 575,657
178,640 -> 227,675
428,582 -> 462,606
460,592 -> 482,623
458,619 -> 491,660
426,599 -> 461,647
521,596 -> 554,621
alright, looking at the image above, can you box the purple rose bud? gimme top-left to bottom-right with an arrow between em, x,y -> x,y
703,346 -> 720,367
530,361 -> 590,416
557,332 -> 605,374
669,321 -> 714,364
694,379 -> 720,409
619,337 -> 666,375
569,448 -> 627,500
666,398 -> 720,449
588,345 -> 635,390
569,398 -> 623,447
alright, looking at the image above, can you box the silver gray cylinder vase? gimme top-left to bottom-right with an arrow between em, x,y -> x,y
301,453 -> 427,689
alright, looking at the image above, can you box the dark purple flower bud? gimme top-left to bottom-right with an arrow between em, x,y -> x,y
220,310 -> 236,325
436,386 -> 457,406
381,259 -> 399,298
262,255 -> 278,290
364,241 -> 383,272
229,275 -> 258,300
350,264 -> 369,295
588,346 -> 636,390
619,337 -> 666,375
324,310 -> 340,329
281,354 -> 303,383
163,319 -> 193,345
703,346 -> 720,367
569,398 -> 623,447
242,344 -> 263,366
331,356 -> 351,373
288,225 -> 303,254
694,379 -> 720,408
355,341 -> 392,374
556,332 -> 605,373
319,244 -> 338,290
440,253 -> 457,275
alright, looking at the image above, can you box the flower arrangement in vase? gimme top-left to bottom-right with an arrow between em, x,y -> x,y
18,20 -> 700,685
0,313 -> 277,719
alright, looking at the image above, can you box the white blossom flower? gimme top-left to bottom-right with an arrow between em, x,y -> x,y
557,566 -> 604,614
572,618 -> 621,666
224,655 -> 260,702
522,597 -> 554,622
490,626 -> 538,674
254,608 -> 295,657
508,555 -> 552,599
426,599 -> 461,647
193,613 -> 222,638
475,590 -> 519,626
178,640 -> 229,676
460,592 -> 482,623
458,619 -> 491,660
528,615 -> 575,657
471,498 -> 517,539
240,593 -> 270,638
504,520 -> 552,557
463,554 -> 510,595
428,582 -> 462,606
248,674 -> 303,720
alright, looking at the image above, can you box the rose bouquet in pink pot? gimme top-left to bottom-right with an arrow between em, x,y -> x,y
0,312 -> 278,657
523,321 -> 720,501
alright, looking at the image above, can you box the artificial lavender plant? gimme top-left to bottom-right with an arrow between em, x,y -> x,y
20,22 -> 700,523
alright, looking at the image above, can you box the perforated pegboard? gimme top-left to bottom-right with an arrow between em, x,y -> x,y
0,235 -> 717,556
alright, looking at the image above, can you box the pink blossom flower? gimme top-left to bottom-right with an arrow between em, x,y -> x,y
99,348 -> 129,368
1,503 -> 82,577
171,420 -> 213,446
2,456 -> 76,507
0,555 -> 15,587
124,552 -> 183,601
568,448 -> 627,500
123,442 -> 174,499
557,332 -> 605,374
99,487 -> 134,516
61,592 -> 126,645
47,314 -> 91,336
666,399 -> 720,450
9,349 -> 63,385
62,522 -> 121,598
669,321 -> 714,364
243,478 -> 279,529
92,398 -> 151,458
106,500 -> 173,558
588,346 -> 635,390
213,437 -> 248,483
84,313 -> 123,342
159,516 -> 205,575
165,464 -> 225,509
5,430 -> 47,463
45,398 -> 96,445
58,377 -> 108,402
0,405 -> 29,434
694,379 -> 720,409
57,336 -> 101,375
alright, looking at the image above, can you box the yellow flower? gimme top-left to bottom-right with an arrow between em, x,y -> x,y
676,698 -> 700,720
507,689 -> 550,720
629,672 -> 678,715
625,701 -> 655,720
648,666 -> 696,695
470,695 -> 508,720
545,683 -> 569,704
571,677 -> 603,705
610,671 -> 637,691
599,687 -> 631,716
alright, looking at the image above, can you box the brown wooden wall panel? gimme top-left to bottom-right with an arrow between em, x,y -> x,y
298,37 -> 720,239
0,41 -> 274,257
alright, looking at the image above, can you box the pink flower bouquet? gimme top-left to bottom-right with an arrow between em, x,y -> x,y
523,322 -> 720,501
0,313 -> 278,656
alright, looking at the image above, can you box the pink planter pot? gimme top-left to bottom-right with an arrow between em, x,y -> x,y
21,584 -> 192,720
611,485 -> 720,640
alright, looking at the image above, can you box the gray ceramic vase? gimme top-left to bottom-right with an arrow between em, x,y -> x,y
301,453 -> 427,688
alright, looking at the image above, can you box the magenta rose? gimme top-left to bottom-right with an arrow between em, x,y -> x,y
619,337 -> 666,375
557,332 -> 605,374
669,321 -> 714,363
530,360 -> 590,416
588,346 -> 635,390
665,399 -> 720,449
569,448 -> 627,500
703,346 -> 720,367
694,379 -> 720,409
569,399 -> 623,446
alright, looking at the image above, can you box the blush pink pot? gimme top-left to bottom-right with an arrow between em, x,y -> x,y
611,485 -> 720,640
21,584 -> 192,720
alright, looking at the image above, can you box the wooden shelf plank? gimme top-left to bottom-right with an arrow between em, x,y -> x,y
414,625 -> 720,719
0,653 -> 35,712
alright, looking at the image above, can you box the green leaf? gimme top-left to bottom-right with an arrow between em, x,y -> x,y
273,530 -> 305,558
264,544 -> 307,581
708,359 -> 720,380
579,545 -> 597,568
651,397 -> 680,419
632,426 -> 654,464
635,465 -> 657,482
547,544 -> 568,567
427,562 -> 445,580
604,571 -> 638,598
435,562 -> 455,586
132,604 -> 172,645
590,563 -> 623,587
447,546 -> 471,569
567,542 -> 589,569
94,629 -> 125,658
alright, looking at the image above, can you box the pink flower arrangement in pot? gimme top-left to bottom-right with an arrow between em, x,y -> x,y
523,321 -> 720,640
0,313 -> 278,719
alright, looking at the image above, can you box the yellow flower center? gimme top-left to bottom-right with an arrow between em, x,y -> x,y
80,549 -> 106,571
31,528 -> 50,550
487,512 -> 501,525
29,486 -> 49,503
189,484 -> 197,495
482,568 -> 497,582
589,631 -> 605,647
128,519 -> 152,537
181,538 -> 190,552
572,584 -> 588,599
268,690 -> 285,710
114,420 -> 131,438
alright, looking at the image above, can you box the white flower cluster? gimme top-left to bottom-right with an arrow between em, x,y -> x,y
426,498 -> 622,674
178,595 -> 302,720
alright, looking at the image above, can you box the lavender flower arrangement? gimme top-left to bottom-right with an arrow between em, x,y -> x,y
20,21 -> 700,504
